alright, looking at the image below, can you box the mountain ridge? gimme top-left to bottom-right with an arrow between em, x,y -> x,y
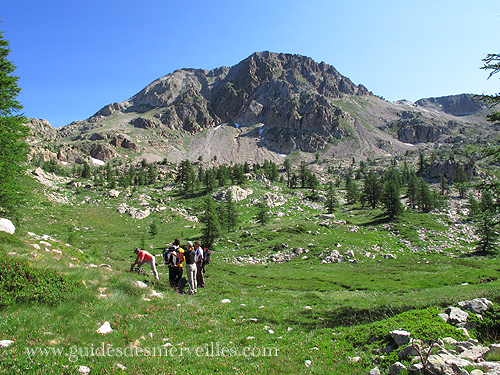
26,51 -> 495,166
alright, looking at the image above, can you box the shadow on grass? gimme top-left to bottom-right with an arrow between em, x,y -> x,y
279,305 -> 422,332
359,213 -> 394,227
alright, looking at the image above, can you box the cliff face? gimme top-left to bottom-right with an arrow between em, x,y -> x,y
415,94 -> 486,116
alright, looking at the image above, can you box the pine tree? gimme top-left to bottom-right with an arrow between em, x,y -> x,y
200,195 -> 221,248
325,182 -> 338,214
472,190 -> 499,253
284,159 -> 292,188
299,161 -> 307,188
454,163 -> 468,198
148,163 -> 158,185
256,202 -> 269,226
0,30 -> 29,213
382,180 -> 404,219
82,162 -> 91,179
225,191 -> 238,232
149,221 -> 158,238
345,175 -> 359,204
204,169 -> 217,193
362,171 -> 383,209
406,171 -> 419,209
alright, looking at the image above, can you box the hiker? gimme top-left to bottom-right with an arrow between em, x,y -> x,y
183,241 -> 197,295
194,240 -> 205,288
165,238 -> 184,289
131,248 -> 159,281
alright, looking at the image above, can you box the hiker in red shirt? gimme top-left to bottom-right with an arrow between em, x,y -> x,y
131,248 -> 159,280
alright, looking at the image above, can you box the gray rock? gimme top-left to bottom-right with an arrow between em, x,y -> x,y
459,345 -> 490,361
389,361 -> 406,375
458,298 -> 493,314
448,306 -> 469,324
390,330 -> 411,347
438,313 -> 449,323
426,353 -> 472,375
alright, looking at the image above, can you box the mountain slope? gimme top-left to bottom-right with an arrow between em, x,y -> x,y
28,52 -> 495,165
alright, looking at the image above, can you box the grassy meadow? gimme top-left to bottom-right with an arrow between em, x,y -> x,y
0,172 -> 499,374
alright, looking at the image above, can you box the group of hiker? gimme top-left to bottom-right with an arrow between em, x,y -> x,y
130,237 -> 210,295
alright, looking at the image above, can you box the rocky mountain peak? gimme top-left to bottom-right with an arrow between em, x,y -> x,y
29,52 -> 495,166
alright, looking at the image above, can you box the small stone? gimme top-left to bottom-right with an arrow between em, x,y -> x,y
0,340 -> 14,348
221,299 -> 231,304
77,365 -> 91,374
96,321 -> 113,334
135,280 -> 148,289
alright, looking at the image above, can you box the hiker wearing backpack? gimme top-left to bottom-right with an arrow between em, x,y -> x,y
194,240 -> 205,288
164,238 -> 184,289
183,241 -> 197,295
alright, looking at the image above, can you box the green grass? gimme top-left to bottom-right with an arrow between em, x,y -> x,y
0,175 -> 499,374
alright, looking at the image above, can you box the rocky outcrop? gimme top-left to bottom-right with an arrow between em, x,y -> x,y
396,114 -> 448,144
370,299 -> 500,375
90,144 -> 117,162
110,134 -> 139,151
415,94 -> 486,116
25,118 -> 56,138
131,117 -> 161,130
424,159 -> 475,180
212,186 -> 253,202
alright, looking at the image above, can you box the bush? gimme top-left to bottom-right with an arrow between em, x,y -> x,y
0,256 -> 88,308
342,307 -> 467,348
469,304 -> 500,344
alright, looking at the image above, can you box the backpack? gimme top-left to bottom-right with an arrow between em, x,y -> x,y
163,245 -> 176,264
178,277 -> 187,293
203,248 -> 211,266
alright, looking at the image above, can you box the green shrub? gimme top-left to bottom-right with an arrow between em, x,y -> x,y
469,304 -> 500,344
342,307 -> 467,348
0,256 -> 89,308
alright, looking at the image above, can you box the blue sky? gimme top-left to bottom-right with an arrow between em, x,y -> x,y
2,0 -> 500,128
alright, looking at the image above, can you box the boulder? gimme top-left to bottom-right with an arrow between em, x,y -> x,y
389,361 -> 406,375
109,189 -> 121,198
213,186 -> 253,202
448,306 -> 469,324
457,298 -> 493,314
0,218 -> 15,234
390,330 -> 411,347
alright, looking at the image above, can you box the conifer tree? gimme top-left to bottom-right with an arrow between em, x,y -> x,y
345,175 -> 359,204
406,171 -> 419,209
256,202 -> 269,226
225,190 -> 238,232
284,159 -> 292,187
200,195 -> 221,248
82,162 -> 91,179
362,170 -> 383,209
325,182 -> 338,214
0,30 -> 29,214
382,180 -> 404,219
454,163 -> 468,198
471,190 -> 499,253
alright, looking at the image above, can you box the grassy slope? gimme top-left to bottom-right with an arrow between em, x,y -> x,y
0,175 -> 499,374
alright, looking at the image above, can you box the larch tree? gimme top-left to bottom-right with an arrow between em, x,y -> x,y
0,30 -> 29,214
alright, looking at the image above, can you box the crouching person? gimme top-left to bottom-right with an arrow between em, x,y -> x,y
131,248 -> 159,281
